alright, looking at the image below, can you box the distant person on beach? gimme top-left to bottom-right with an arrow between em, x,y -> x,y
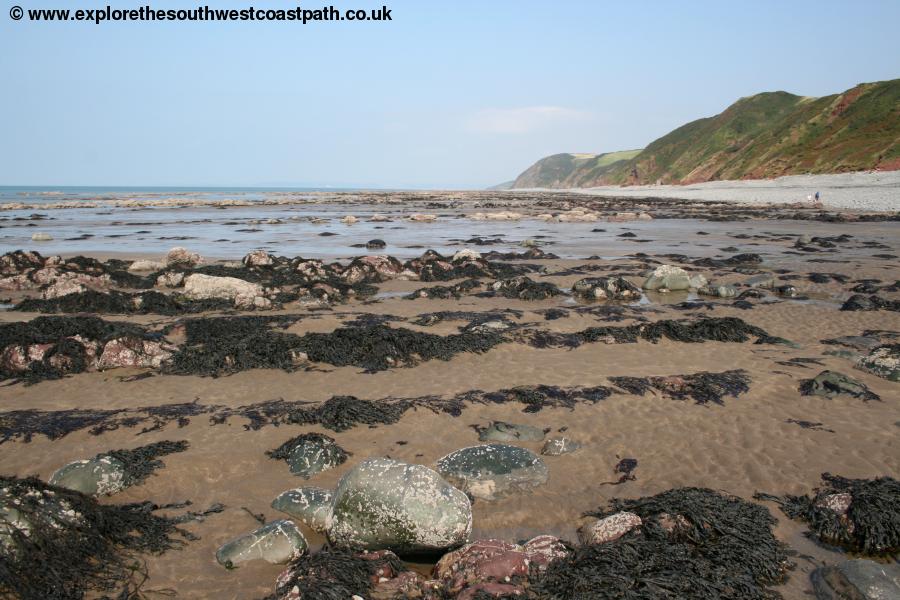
815,191 -> 820,202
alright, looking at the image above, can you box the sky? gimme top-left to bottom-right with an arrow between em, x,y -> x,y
1,0 -> 898,189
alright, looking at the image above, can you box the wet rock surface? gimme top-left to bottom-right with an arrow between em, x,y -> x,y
266,432 -> 349,478
476,420 -> 546,442
215,519 -> 308,567
799,370 -> 881,401
271,487 -> 333,533
811,559 -> 900,600
437,443 -> 549,500
327,458 -> 472,553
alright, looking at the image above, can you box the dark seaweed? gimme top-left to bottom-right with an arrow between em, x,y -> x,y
755,473 -> 900,556
104,440 -> 190,488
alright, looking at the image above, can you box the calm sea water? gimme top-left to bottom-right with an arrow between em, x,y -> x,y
0,186 -> 361,204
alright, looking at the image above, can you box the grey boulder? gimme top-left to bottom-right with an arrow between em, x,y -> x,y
327,458 -> 472,553
477,421 -> 545,442
811,559 -> 900,600
437,444 -> 549,500
215,520 -> 307,567
49,456 -> 127,496
271,487 -> 333,533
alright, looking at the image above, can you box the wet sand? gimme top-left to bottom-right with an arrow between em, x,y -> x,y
1,197 -> 898,599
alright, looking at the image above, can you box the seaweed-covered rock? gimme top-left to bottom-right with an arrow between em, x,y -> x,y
266,433 -> 349,478
0,475 -> 194,599
49,456 -> 126,496
265,547 -> 411,600
578,512 -> 643,544
271,487 -> 333,533
489,276 -> 563,301
698,284 -> 738,298
643,265 -> 705,291
432,536 -> 568,598
541,436 -> 582,456
534,487 -> 792,600
840,294 -> 900,312
756,473 -> 900,556
857,344 -> 900,382
476,421 -> 545,442
572,276 -> 642,301
327,458 -> 472,553
366,239 -> 386,250
811,559 -> 900,600
799,370 -> 881,401
216,520 -> 307,567
436,444 -> 549,500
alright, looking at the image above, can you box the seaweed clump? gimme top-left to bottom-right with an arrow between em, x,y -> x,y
14,290 -> 233,315
286,395 -> 410,432
259,547 -> 408,600
104,440 -> 190,488
0,475 -> 192,600
755,473 -> 900,556
609,370 -> 751,405
533,488 -> 792,600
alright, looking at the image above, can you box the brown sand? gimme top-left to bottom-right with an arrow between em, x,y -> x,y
1,225 -> 898,599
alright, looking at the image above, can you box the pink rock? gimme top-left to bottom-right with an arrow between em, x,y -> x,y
243,250 -> 275,267
818,492 -> 852,515
97,337 -> 173,370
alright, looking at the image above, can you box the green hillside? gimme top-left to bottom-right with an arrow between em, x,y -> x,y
510,79 -> 900,188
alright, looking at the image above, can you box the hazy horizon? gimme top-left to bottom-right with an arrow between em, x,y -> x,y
2,0 -> 898,189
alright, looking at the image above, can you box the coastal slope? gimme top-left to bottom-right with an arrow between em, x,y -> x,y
511,78 -> 900,188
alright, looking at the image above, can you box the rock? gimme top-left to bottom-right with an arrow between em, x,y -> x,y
271,487 -> 333,533
280,434 -> 347,479
817,493 -> 852,515
799,370 -> 880,401
97,337 -> 173,369
31,232 -> 53,242
165,247 -> 201,268
572,276 -> 642,301
477,421 -> 545,442
433,536 -> 568,597
577,512 -> 642,544
408,213 -> 437,222
857,344 -> 900,382
436,444 -> 549,501
243,250 -> 275,267
775,284 -> 799,297
811,559 -> 900,600
369,214 -> 391,222
182,273 -> 269,309
746,273 -> 777,289
366,239 -> 386,250
156,271 -> 185,288
216,520 -> 307,567
698,284 -> 738,298
49,456 -> 126,496
453,249 -> 482,262
541,436 -> 581,456
643,265 -> 695,291
128,260 -> 165,272
341,215 -> 358,224
327,458 -> 472,553
41,279 -> 88,299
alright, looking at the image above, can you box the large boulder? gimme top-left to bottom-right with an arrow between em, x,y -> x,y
49,456 -> 127,496
436,444 -> 549,501
811,559 -> 900,600
327,458 -> 472,553
271,487 -> 333,533
643,265 -> 705,291
216,520 -> 307,567
182,273 -> 270,309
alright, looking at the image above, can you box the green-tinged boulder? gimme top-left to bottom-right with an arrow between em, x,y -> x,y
799,370 -> 880,401
215,520 -> 307,567
49,456 -> 126,496
266,433 -> 349,479
643,265 -> 705,291
437,444 -> 549,500
327,458 -> 472,553
811,559 -> 900,600
271,487 -> 333,533
541,436 -> 582,456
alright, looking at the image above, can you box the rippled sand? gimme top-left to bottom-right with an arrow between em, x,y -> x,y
1,213 -> 898,599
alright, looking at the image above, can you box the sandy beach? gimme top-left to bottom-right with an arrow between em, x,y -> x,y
1,194 -> 898,599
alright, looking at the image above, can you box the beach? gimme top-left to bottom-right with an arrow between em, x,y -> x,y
1,192 -> 898,599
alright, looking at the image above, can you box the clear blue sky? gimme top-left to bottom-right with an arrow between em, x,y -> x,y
1,0 -> 898,188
